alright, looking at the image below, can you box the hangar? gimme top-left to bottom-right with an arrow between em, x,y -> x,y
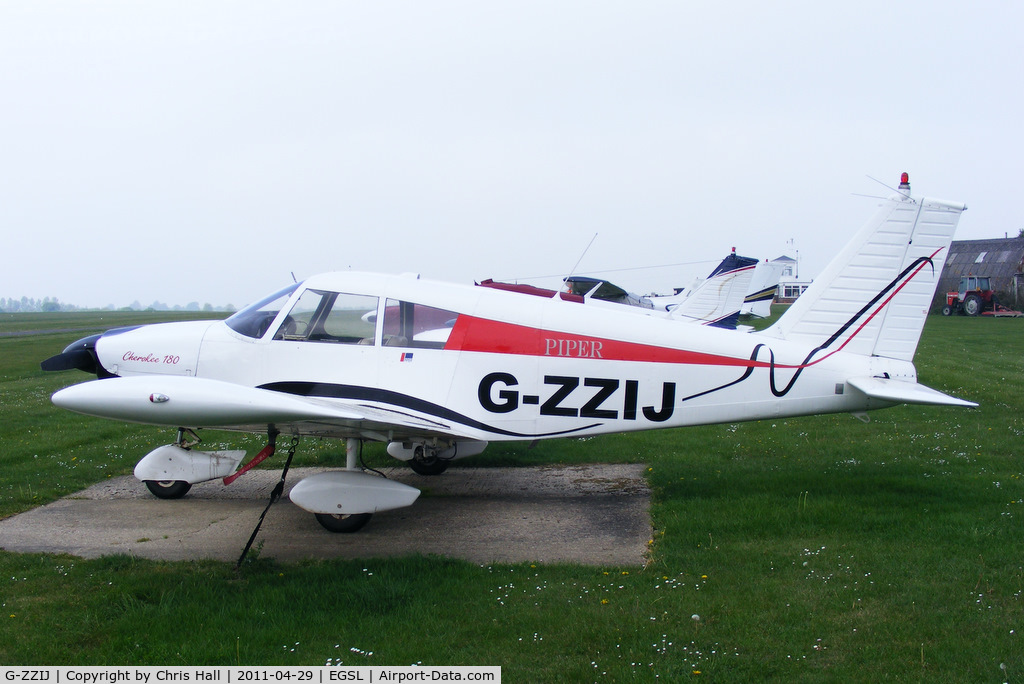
934,236 -> 1024,311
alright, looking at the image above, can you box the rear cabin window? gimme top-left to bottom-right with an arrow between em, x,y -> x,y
274,290 -> 379,344
382,299 -> 459,349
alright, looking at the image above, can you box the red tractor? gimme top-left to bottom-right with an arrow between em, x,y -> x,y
942,275 -> 997,316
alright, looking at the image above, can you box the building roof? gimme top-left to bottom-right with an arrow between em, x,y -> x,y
937,237 -> 1024,302
943,237 -> 1024,280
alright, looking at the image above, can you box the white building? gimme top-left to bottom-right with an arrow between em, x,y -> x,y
772,254 -> 812,302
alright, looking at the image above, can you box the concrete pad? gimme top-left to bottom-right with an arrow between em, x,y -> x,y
0,465 -> 651,566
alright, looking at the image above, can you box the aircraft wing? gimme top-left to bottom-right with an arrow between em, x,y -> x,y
51,376 -> 474,441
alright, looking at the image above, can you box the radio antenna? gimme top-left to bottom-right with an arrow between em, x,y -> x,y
567,232 -> 599,279
557,233 -> 599,298
865,172 -> 914,200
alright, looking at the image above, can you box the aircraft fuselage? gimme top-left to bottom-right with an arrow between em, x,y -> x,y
83,272 -> 907,443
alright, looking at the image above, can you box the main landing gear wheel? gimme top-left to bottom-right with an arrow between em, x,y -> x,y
145,480 -> 192,499
315,512 -> 373,533
410,456 -> 449,476
409,445 -> 450,476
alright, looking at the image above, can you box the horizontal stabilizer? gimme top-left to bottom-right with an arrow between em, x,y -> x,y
847,376 -> 977,408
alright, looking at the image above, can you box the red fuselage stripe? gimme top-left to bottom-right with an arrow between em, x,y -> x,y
445,316 -> 770,368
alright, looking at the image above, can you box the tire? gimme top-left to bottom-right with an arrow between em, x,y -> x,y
941,304 -> 952,316
963,294 -> 982,316
145,480 -> 192,499
315,512 -> 372,533
410,457 -> 449,476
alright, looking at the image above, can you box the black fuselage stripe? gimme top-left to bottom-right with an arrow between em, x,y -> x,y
258,381 -> 598,438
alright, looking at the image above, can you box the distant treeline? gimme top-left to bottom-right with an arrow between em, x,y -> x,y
0,297 -> 236,313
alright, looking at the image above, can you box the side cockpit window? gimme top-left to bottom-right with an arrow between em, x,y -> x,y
274,290 -> 379,344
383,299 -> 459,349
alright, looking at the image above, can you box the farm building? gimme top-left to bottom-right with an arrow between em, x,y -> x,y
935,236 -> 1024,311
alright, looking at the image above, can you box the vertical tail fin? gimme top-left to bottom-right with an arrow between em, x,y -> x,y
668,251 -> 759,327
741,260 -> 786,318
767,179 -> 966,361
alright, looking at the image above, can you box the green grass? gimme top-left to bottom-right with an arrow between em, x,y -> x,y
1,312 -> 1022,680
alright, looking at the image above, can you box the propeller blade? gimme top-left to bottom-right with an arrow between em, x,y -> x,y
40,333 -> 103,374
40,349 -> 98,373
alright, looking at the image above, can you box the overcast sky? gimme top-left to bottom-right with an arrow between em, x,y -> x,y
2,1 -> 1021,309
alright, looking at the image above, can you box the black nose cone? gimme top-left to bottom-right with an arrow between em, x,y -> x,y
40,333 -> 104,374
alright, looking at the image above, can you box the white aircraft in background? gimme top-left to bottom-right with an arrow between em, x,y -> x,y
42,174 -> 975,534
521,247 -> 783,328
561,249 -> 782,327
642,248 -> 761,326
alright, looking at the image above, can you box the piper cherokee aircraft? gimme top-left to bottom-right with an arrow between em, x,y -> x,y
42,174 -> 976,533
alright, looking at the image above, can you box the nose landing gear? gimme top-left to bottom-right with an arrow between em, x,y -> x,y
145,479 -> 192,499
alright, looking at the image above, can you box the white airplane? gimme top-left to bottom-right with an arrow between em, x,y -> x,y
486,248 -> 765,328
42,174 -> 976,533
644,248 -> 760,326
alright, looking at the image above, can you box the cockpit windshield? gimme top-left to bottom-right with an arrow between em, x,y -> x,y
225,283 -> 301,339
